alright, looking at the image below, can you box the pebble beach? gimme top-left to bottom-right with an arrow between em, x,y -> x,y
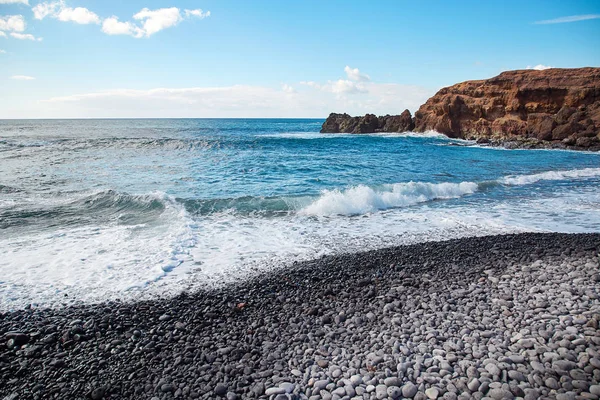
1,232 -> 599,400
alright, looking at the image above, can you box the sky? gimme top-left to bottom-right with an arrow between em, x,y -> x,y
1,0 -> 599,118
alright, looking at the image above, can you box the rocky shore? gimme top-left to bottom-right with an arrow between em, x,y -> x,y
2,232 -> 600,400
321,67 -> 600,151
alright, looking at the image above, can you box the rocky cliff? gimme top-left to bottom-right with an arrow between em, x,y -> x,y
321,67 -> 600,150
413,67 -> 600,148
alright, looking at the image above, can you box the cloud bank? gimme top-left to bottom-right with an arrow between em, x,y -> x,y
6,66 -> 433,118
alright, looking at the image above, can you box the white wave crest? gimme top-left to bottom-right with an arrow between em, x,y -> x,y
501,168 -> 600,185
300,181 -> 479,216
370,130 -> 451,139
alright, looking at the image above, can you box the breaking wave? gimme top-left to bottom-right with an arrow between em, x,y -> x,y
300,181 -> 479,216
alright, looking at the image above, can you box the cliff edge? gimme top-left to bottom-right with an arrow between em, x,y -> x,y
321,67 -> 600,150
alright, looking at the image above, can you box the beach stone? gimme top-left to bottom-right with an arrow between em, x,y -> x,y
554,360 -> 576,371
425,387 -> 440,399
279,382 -> 295,393
350,375 -> 362,386
160,384 -> 175,393
332,387 -> 346,396
488,388 -> 514,400
158,314 -> 171,321
384,377 -> 400,387
590,385 -> 600,396
265,387 -> 286,396
545,377 -> 560,389
556,393 -> 577,400
387,386 -> 402,399
516,338 -> 536,349
485,363 -> 501,376
314,380 -> 329,391
214,384 -> 227,396
467,378 -> 480,392
90,388 -> 105,400
570,369 -> 587,380
376,384 -> 388,399
508,355 -> 524,363
402,382 -> 418,398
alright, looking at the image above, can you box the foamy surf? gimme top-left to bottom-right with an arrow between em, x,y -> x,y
299,181 -> 479,216
501,167 -> 600,185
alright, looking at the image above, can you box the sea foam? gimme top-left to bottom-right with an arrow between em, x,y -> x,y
300,181 -> 479,216
501,167 -> 600,185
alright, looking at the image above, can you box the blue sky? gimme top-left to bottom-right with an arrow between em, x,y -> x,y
1,0 -> 599,118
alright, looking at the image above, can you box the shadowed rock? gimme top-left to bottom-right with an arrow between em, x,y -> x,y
320,110 -> 414,134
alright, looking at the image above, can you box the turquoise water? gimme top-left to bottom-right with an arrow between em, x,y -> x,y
1,119 -> 599,309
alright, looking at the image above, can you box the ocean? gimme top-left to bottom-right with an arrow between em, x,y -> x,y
1,118 -> 599,310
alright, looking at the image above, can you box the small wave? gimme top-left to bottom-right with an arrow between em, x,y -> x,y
179,195 -> 300,216
0,184 -> 22,194
257,132 -> 330,139
77,190 -> 168,213
300,181 -> 479,216
501,168 -> 600,186
0,190 -> 175,229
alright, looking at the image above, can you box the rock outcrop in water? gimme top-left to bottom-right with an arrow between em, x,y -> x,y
322,67 -> 600,150
320,110 -> 414,134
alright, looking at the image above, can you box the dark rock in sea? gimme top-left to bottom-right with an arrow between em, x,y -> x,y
320,109 -> 414,133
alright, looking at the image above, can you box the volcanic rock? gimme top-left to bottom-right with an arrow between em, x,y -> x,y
320,109 -> 414,133
413,67 -> 600,148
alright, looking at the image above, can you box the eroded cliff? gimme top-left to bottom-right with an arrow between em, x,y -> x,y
321,68 -> 600,150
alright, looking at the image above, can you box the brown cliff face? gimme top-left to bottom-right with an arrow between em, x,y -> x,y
320,110 -> 414,134
413,68 -> 600,147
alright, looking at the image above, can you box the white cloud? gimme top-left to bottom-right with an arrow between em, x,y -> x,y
133,7 -> 182,37
101,7 -> 210,38
101,16 -> 142,37
0,49 -> 6,53
0,0 -> 29,4
11,75 -> 35,80
0,15 -> 26,32
535,14 -> 600,24
344,66 -> 370,82
0,31 -> 6,37
281,84 -> 295,93
10,32 -> 41,40
57,7 -> 100,24
526,64 -> 553,70
184,9 -> 210,19
33,1 -> 100,24
326,79 -> 368,94
299,81 -> 321,89
32,1 -> 62,20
